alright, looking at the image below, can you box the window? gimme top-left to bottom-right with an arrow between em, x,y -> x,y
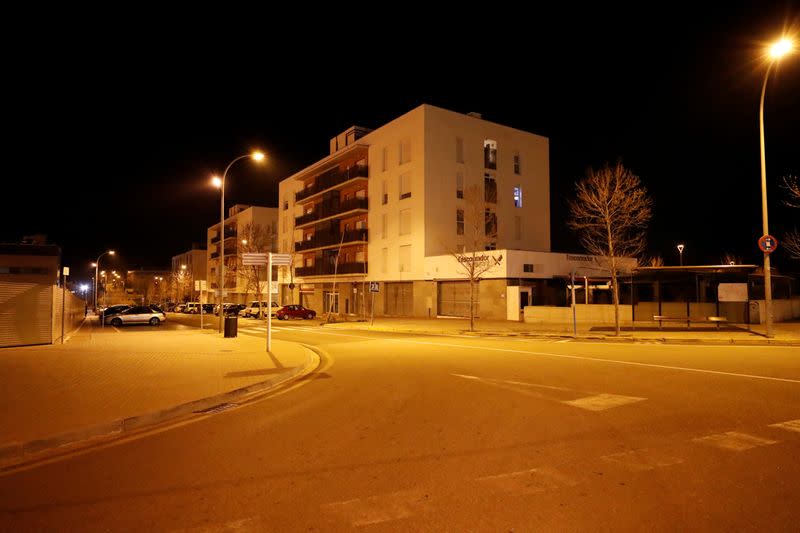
305,257 -> 313,267
514,216 -> 521,240
356,219 -> 366,230
399,209 -> 411,235
523,263 -> 534,273
399,138 -> 411,164
356,188 -> 366,199
381,213 -> 387,239
513,152 -> 521,175
513,186 -> 523,208
484,174 -> 497,203
382,180 -> 388,205
485,242 -> 497,250
456,209 -> 464,235
456,137 -> 464,163
381,247 -> 388,273
485,208 -> 497,237
283,198 -> 288,210
382,146 -> 389,172
399,245 -> 411,272
356,250 -> 365,262
484,139 -> 497,169
456,172 -> 464,199
399,173 -> 411,199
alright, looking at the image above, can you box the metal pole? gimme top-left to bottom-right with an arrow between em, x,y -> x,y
571,269 -> 577,337
267,253 -> 272,352
371,291 -> 375,325
759,63 -> 775,338
219,180 -> 225,334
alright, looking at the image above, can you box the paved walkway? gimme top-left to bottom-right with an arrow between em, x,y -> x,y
0,317 -> 315,450
322,316 -> 800,345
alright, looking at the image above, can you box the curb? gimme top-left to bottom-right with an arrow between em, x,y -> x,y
320,323 -> 800,347
0,344 -> 320,471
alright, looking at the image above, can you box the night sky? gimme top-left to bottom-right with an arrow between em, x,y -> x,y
4,3 -> 799,285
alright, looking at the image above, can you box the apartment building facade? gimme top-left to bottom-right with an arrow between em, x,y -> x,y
277,104 -> 565,319
170,245 -> 206,302
206,204 -> 278,305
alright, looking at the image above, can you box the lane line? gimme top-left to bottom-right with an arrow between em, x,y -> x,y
769,419 -> 800,433
692,431 -> 778,451
273,328 -> 800,385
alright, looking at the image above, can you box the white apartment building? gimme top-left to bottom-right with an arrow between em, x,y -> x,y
277,104 -> 627,320
205,204 -> 278,305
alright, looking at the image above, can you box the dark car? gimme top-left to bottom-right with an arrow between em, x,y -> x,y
276,305 -> 316,320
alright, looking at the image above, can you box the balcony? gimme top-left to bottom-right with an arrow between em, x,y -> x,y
295,164 -> 369,202
295,197 -> 368,228
295,261 -> 368,277
210,227 -> 237,244
295,229 -> 368,252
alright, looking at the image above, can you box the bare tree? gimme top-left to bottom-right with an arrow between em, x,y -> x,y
236,222 -> 274,318
641,255 -> 663,267
569,161 -> 653,335
446,185 -> 503,332
722,252 -> 742,265
781,175 -> 800,259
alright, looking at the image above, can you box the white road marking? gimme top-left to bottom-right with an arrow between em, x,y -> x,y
477,466 -> 576,494
272,328 -> 800,385
692,431 -> 778,451
769,419 -> 800,433
562,393 -> 647,411
321,488 -> 432,527
601,449 -> 684,471
451,373 -> 573,391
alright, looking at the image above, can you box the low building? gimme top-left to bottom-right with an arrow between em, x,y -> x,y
171,244 -> 207,303
0,243 -> 60,285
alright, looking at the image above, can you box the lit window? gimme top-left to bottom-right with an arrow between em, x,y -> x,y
484,139 -> 497,169
513,186 -> 523,208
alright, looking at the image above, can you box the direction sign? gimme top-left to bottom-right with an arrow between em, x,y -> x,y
758,235 -> 778,254
369,281 -> 380,293
242,253 -> 268,266
270,253 -> 292,266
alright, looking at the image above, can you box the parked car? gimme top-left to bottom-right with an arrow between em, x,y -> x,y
184,302 -> 201,314
242,300 -> 279,318
100,304 -> 131,319
174,303 -> 186,313
217,303 -> 246,316
105,305 -> 166,326
276,305 -> 316,320
201,303 -> 215,314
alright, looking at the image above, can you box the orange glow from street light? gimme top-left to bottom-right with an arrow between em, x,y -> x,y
769,37 -> 794,59
211,176 -> 222,188
108,250 -> 115,255
251,151 -> 265,162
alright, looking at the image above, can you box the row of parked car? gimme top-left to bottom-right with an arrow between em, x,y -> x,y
166,301 -> 318,320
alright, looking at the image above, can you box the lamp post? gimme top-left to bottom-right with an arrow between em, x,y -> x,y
212,151 -> 265,333
92,250 -> 115,311
759,37 -> 794,338
677,244 -> 685,266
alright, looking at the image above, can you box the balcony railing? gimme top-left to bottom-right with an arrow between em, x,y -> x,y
210,227 -> 237,244
294,197 -> 368,227
295,261 -> 368,277
295,229 -> 368,252
295,164 -> 369,202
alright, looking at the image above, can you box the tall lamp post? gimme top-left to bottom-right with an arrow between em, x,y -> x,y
92,250 -> 115,311
212,151 -> 265,333
759,37 -> 794,338
677,244 -> 685,266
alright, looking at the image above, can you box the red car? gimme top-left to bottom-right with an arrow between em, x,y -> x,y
276,305 -> 316,320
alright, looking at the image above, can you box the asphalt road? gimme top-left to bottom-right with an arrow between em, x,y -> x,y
2,317 -> 799,531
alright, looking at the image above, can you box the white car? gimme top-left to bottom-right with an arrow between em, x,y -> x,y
105,305 -> 167,326
241,301 -> 279,318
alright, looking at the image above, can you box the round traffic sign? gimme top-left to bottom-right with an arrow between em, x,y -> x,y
758,234 -> 778,253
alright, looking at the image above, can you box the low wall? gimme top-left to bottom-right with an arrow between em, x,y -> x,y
52,288 -> 86,342
749,298 -> 800,324
524,304 -> 632,324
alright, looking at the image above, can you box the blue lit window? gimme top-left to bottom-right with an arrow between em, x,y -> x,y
513,186 -> 523,208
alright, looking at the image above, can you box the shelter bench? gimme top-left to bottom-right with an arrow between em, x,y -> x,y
653,315 -> 729,330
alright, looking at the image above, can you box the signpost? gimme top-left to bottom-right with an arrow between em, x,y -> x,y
369,281 -> 379,325
242,253 -> 291,352
61,267 -> 69,344
195,280 -> 207,329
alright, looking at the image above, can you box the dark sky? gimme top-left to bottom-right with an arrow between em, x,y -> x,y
4,3 -> 799,284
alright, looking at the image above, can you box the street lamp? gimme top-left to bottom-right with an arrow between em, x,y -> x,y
759,36 -> 794,338
92,250 -> 115,310
212,150 -> 266,333
677,244 -> 685,266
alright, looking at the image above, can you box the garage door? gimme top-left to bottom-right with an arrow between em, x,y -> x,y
384,282 -> 413,316
438,281 -> 478,318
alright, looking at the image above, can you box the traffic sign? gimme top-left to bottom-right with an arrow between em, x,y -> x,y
270,253 -> 292,266
242,253 -> 268,266
369,281 -> 380,293
758,235 -> 778,254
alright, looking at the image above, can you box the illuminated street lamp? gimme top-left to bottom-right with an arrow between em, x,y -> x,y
677,244 -> 685,266
759,36 -> 794,338
93,250 -> 115,310
212,151 -> 266,333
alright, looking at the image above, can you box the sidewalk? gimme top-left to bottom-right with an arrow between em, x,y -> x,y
0,317 -> 317,465
321,316 -> 800,346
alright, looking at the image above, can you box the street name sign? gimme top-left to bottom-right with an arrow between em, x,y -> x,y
369,281 -> 380,293
242,253 -> 268,266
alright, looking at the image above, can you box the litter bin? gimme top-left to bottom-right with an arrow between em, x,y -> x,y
224,315 -> 238,338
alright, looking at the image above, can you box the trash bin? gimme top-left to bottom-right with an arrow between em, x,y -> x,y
224,315 -> 238,338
